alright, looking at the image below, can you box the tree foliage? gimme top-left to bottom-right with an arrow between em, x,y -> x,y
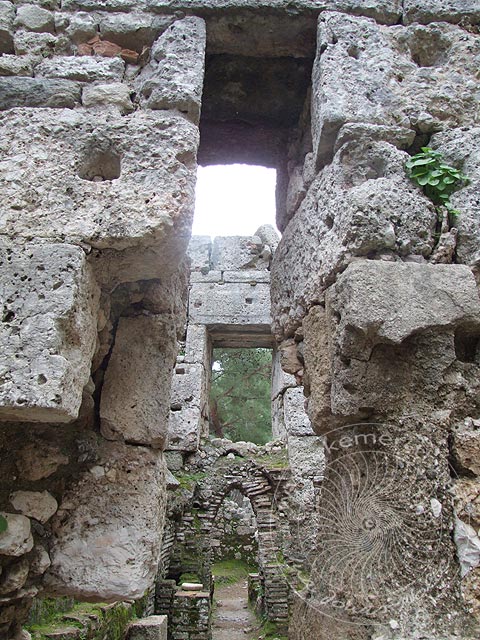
210,348 -> 272,445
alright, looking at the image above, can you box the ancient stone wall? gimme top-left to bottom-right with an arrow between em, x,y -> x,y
0,6 -> 206,638
0,1 -> 479,638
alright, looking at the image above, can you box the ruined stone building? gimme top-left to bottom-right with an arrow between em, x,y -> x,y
0,0 -> 479,639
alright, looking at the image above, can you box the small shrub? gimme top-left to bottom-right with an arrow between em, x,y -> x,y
405,147 -> 469,217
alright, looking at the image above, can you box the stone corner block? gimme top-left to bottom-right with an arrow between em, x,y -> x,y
127,616 -> 168,640
0,241 -> 99,423
100,315 -> 176,448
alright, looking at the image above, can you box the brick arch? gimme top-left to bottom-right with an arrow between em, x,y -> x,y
171,457 -> 290,625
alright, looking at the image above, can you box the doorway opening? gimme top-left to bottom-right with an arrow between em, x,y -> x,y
210,347 -> 273,445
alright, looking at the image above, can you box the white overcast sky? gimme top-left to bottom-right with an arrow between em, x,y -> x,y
192,164 -> 278,237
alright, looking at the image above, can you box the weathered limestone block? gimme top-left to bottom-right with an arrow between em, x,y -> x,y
127,616 -> 168,640
211,236 -> 268,271
302,306 -> 333,431
187,235 -> 211,273
0,1 -> 14,54
0,242 -> 99,423
323,261 -> 480,422
455,478 -> 480,531
403,0 -> 480,24
167,407 -> 203,451
99,13 -> 173,51
15,5 -> 54,32
35,56 -> 125,82
45,442 -> 166,602
0,557 -> 29,595
65,11 -> 97,43
14,31 -> 60,56
271,137 -> 436,339
184,324 -> 210,368
15,440 -> 69,481
100,315 -> 176,448
451,425 -> 480,477
189,282 -> 271,327
312,13 -> 480,167
283,387 -> 313,436
0,77 -> 81,109
82,83 -> 134,114
136,17 -> 206,124
100,1 -> 403,26
429,128 -> 480,267
0,55 -> 36,77
9,491 -> 58,524
0,109 -> 198,285
287,435 -> 325,480
0,514 -> 33,557
170,363 -> 206,412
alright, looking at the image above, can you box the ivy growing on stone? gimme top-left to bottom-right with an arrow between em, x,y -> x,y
405,147 -> 469,218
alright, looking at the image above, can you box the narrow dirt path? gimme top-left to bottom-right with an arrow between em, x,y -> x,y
212,579 -> 260,640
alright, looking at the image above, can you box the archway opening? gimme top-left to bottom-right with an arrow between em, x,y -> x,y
211,489 -> 261,639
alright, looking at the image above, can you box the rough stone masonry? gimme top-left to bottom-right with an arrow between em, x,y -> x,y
0,1 -> 479,639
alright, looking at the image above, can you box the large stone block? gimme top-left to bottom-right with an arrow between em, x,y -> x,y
303,306 -> 333,431
0,241 -> 99,423
189,282 -> 271,327
283,387 -> 313,436
0,77 -> 81,109
167,406 -> 202,451
211,235 -> 268,271
100,315 -> 176,448
184,323 -> 210,368
312,13 -> 480,168
187,235 -> 211,273
127,616 -> 168,640
35,56 -> 125,82
0,109 -> 198,284
403,0 -> 480,24
0,1 -> 14,54
271,137 -> 436,339
323,261 -> 480,421
99,13 -> 174,50
15,4 -> 54,32
135,17 -> 206,124
45,442 -> 166,602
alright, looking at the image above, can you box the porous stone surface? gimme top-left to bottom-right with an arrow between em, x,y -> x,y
9,491 -> 58,524
15,5 -> 54,33
271,137 -> 437,339
135,17 -> 206,124
0,514 -> 33,557
45,442 -> 166,601
403,0 -> 480,24
0,77 -> 81,109
82,83 -> 134,114
189,282 -> 271,327
35,56 -> 125,82
322,261 -> 480,422
312,13 -> 479,169
211,236 -> 269,271
127,616 -> 168,640
0,1 -> 14,54
100,315 -> 177,448
0,109 -> 198,257
0,242 -> 99,423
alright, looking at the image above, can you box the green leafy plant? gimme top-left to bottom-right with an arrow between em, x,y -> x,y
0,514 -> 7,533
405,147 -> 469,217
